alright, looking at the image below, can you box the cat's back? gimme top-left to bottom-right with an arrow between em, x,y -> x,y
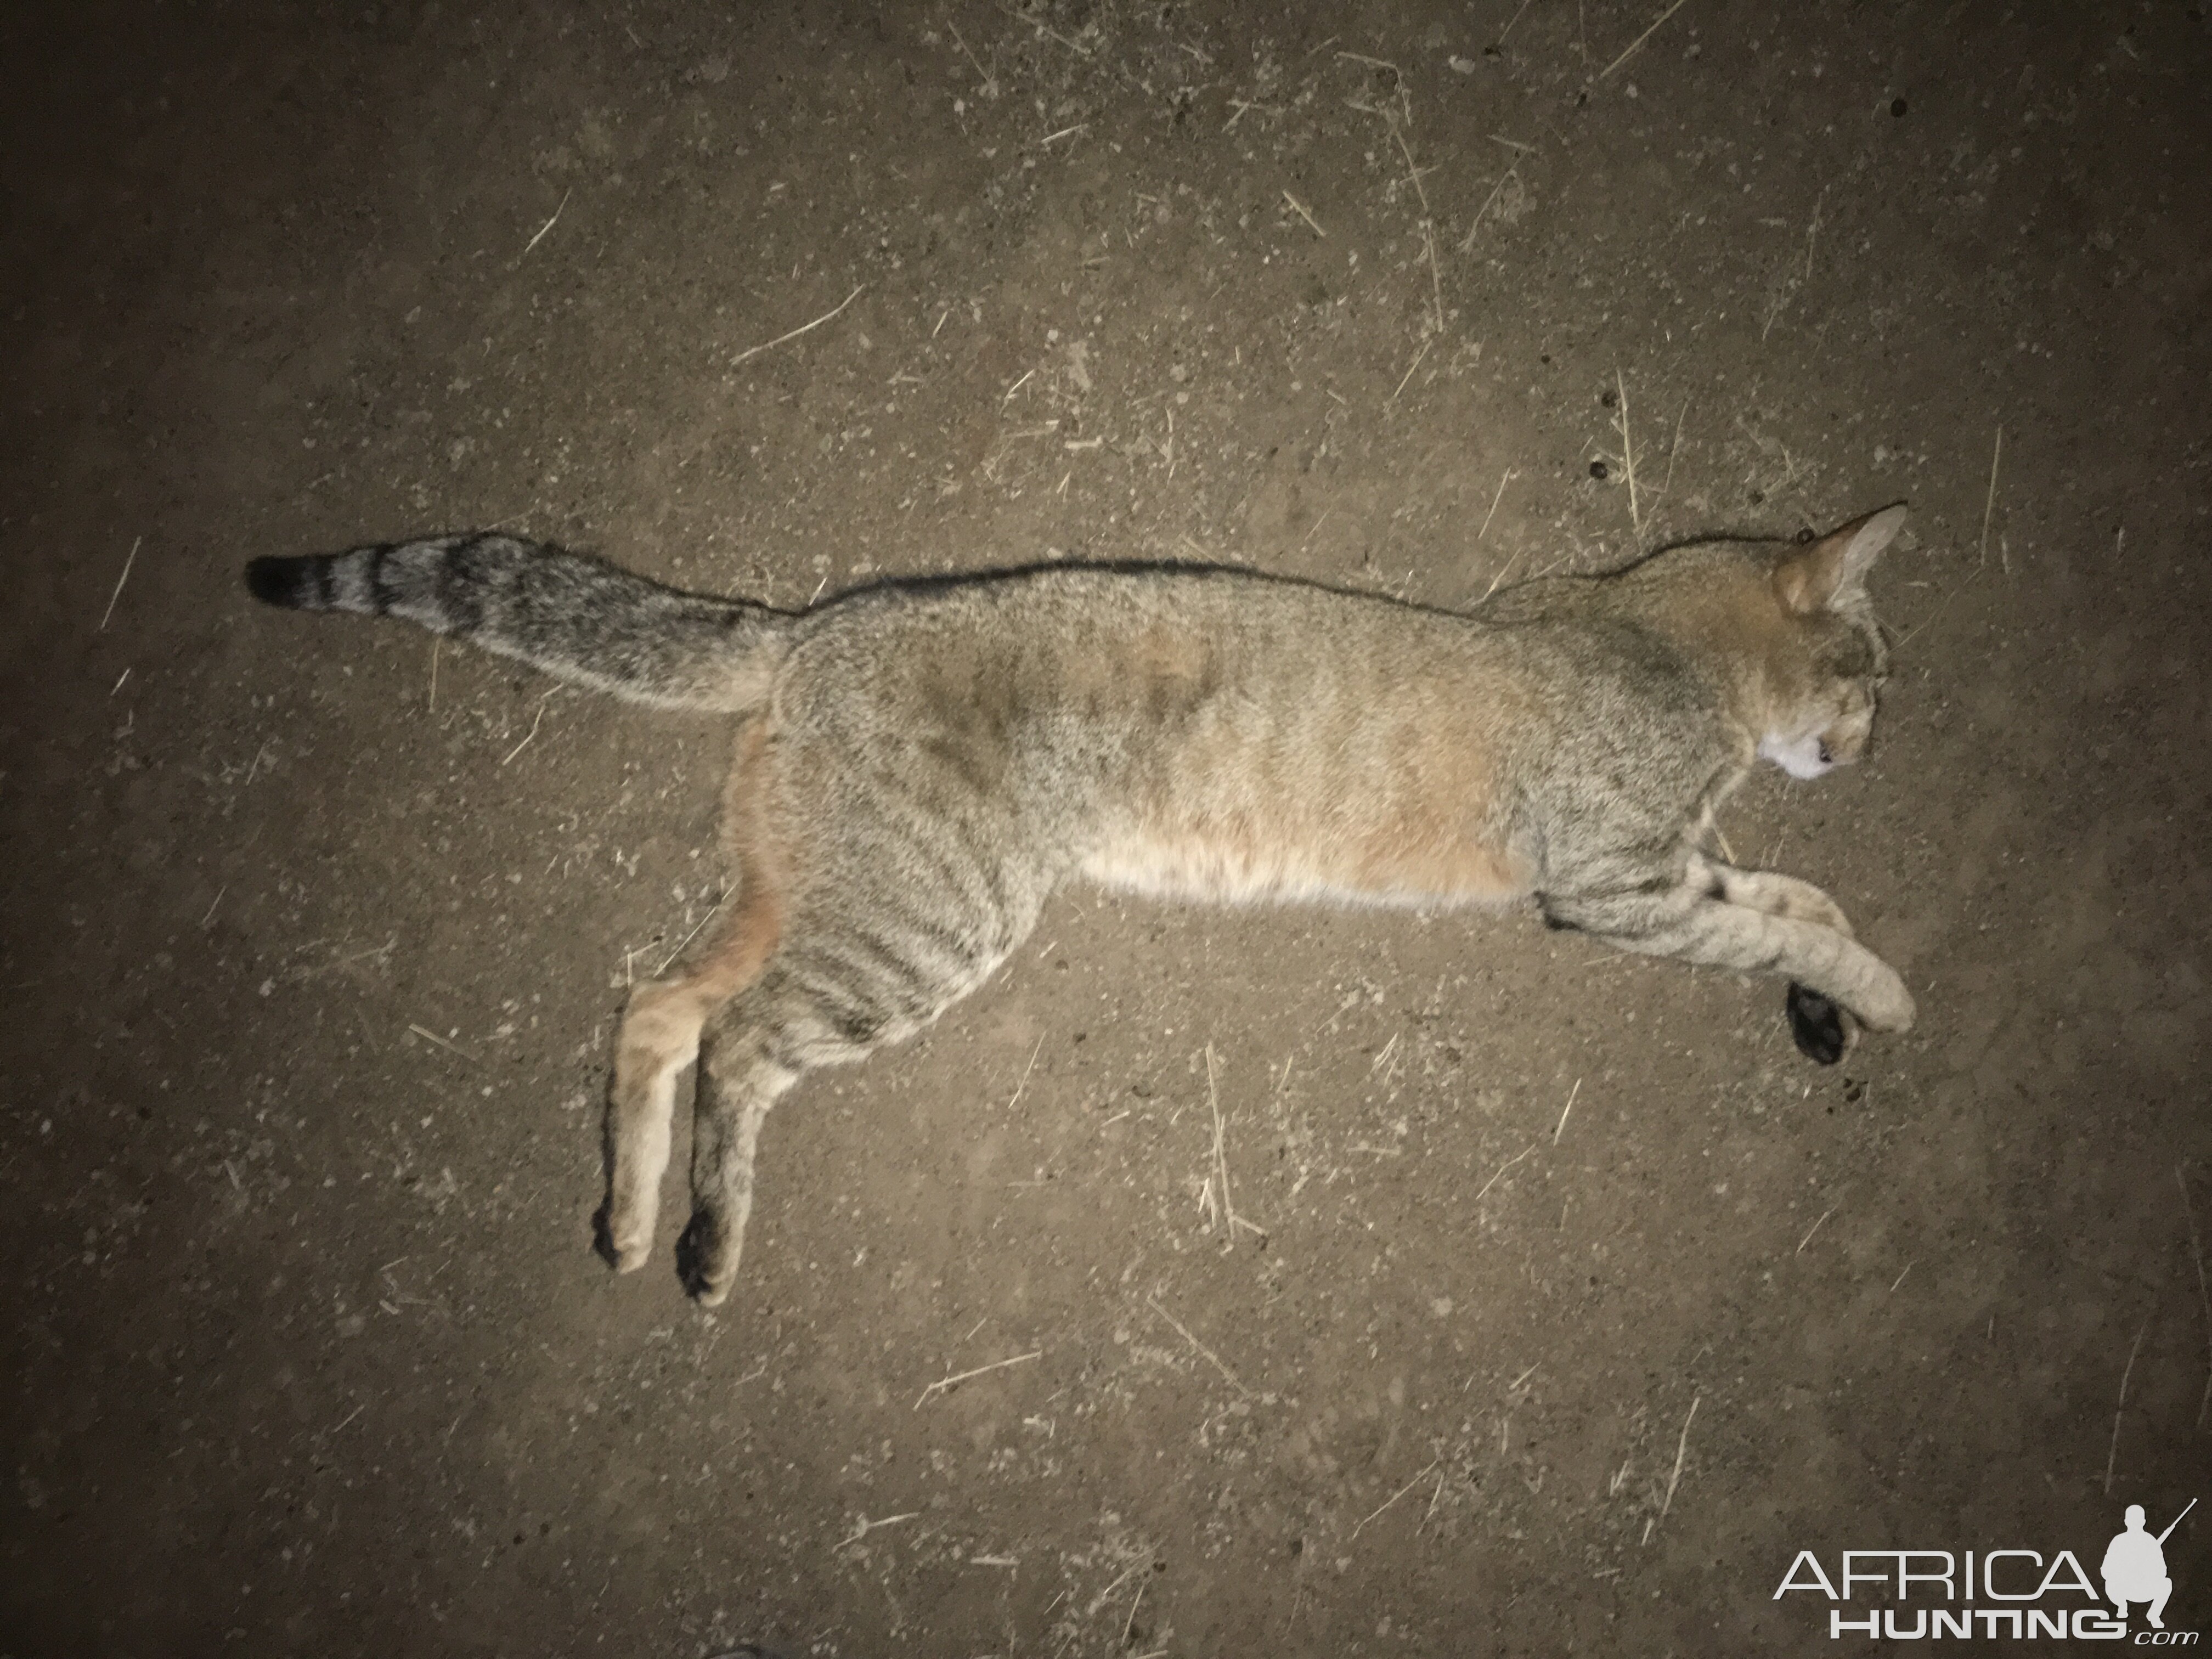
776,563 -> 1524,745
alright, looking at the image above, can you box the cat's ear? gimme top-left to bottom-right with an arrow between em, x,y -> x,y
1773,504 -> 1907,614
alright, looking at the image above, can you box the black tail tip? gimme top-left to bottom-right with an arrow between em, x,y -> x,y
245,555 -> 309,607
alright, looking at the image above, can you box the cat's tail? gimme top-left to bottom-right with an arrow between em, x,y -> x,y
244,533 -> 789,713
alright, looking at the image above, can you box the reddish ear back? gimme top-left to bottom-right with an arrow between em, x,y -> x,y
1773,504 -> 1908,614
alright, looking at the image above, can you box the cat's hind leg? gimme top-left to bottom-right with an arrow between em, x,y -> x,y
599,719 -> 787,1273
678,1019 -> 798,1307
675,868 -> 1053,1304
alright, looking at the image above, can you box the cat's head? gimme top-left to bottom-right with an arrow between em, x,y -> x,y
1754,505 -> 1904,780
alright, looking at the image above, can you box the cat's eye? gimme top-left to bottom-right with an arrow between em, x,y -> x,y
1817,740 -> 1834,765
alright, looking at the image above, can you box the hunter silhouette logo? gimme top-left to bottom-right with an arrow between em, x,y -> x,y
2107,1500 -> 2193,1632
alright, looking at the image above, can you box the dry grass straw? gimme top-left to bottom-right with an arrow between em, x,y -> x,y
1457,163 -> 1521,253
1281,189 -> 1325,237
733,285 -> 865,366
1388,338 -> 1431,404
1085,1555 -> 1153,1618
1659,399 -> 1689,506
2105,1315 -> 2151,1493
1146,1294 -> 1251,1397
1351,1457 -> 1440,1538
1658,1392 -> 1700,1519
500,688 -> 558,765
1551,1077 -> 1581,1144
1474,1142 -> 1537,1203
1895,575 -> 1973,654
1761,191 -> 1825,340
1478,538 -> 1528,605
1476,466 -> 1517,545
521,188 -> 570,257
1006,1035 -> 1045,1111
1613,369 -> 1643,540
1409,164 -> 1445,336
407,1023 -> 481,1064
914,1348 -> 1041,1409
834,1511 -> 920,1550
1367,1031 -> 1404,1087
99,537 -> 141,631
1339,58 -> 1446,337
1796,1205 -> 1836,1254
2181,1164 -> 2212,1429
1599,0 -> 1689,81
1202,1044 -> 1242,1244
946,20 -> 999,98
1006,3 -> 1090,58
1978,426 -> 2004,571
653,889 -> 730,977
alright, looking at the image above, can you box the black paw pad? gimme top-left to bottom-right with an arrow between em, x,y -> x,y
674,1212 -> 719,1298
1786,983 -> 1847,1065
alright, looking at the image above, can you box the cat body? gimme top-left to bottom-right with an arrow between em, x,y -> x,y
246,506 -> 1910,1304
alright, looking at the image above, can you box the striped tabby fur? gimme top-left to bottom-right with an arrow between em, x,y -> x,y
246,505 -> 1912,1305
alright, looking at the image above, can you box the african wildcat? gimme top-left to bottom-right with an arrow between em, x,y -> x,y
245,505 -> 1911,1305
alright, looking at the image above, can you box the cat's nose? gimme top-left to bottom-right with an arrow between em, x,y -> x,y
1817,739 -> 1833,766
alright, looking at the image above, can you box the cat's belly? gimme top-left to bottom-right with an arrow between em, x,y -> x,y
1078,825 -> 1534,911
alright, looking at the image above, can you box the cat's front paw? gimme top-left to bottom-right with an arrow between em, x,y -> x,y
1850,965 -> 1915,1034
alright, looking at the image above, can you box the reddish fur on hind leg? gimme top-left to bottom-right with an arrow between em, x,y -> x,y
602,719 -> 788,1273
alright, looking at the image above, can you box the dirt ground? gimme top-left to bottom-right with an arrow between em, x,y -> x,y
4,1 -> 2209,1654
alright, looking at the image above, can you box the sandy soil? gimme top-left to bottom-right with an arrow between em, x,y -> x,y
4,2 -> 2209,1654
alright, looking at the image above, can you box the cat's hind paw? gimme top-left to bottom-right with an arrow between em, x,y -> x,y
675,1212 -> 738,1308
592,1204 -> 654,1274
